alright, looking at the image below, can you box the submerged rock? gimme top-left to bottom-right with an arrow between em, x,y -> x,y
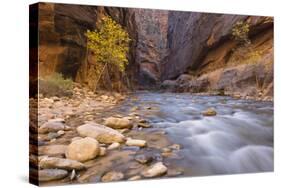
202,108 -> 217,116
39,169 -> 68,182
141,162 -> 168,178
39,157 -> 86,170
65,137 -> 100,162
77,123 -> 125,144
105,117 -> 133,129
134,154 -> 153,164
101,171 -> 124,182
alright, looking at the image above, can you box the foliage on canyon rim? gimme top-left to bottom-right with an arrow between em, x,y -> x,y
86,16 -> 131,72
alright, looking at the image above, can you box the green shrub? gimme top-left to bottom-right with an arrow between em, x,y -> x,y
39,73 -> 73,97
232,21 -> 250,45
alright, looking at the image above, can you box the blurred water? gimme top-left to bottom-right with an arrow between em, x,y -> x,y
119,92 -> 273,175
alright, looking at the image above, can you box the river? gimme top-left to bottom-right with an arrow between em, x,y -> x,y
116,91 -> 273,176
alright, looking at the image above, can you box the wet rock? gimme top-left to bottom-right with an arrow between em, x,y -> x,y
134,154 -> 153,164
166,168 -> 184,177
39,121 -> 65,134
168,144 -> 181,150
101,171 -> 124,182
65,137 -> 100,162
39,157 -> 86,170
39,169 -> 68,182
141,162 -> 168,178
126,138 -> 147,147
202,108 -> 217,116
128,175 -> 141,181
105,117 -> 133,129
138,122 -> 151,128
39,145 -> 67,156
77,123 -> 125,144
107,142 -> 120,150
161,147 -> 172,153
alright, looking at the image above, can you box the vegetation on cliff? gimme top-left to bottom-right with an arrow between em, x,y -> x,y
85,16 -> 131,92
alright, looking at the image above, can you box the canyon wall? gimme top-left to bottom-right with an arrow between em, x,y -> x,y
38,3 -> 138,89
134,9 -> 168,86
161,13 -> 273,99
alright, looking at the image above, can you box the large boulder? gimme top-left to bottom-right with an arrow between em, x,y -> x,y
65,137 -> 100,162
104,117 -> 133,129
39,157 -> 86,170
77,123 -> 125,144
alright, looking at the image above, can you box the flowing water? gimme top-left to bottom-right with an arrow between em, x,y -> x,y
118,92 -> 273,176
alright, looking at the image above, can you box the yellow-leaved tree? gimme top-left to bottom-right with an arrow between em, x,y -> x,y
86,16 -> 131,92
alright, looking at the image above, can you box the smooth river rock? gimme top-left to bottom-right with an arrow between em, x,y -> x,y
77,123 -> 125,144
126,138 -> 147,147
105,117 -> 133,129
39,145 -> 67,156
39,169 -> 68,182
39,121 -> 65,134
101,171 -> 124,182
39,157 -> 86,170
107,142 -> 120,150
141,162 -> 168,178
65,137 -> 100,162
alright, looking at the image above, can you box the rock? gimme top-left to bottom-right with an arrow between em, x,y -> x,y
167,168 -> 184,177
138,122 -> 151,128
101,171 -> 124,182
47,132 -> 60,140
99,147 -> 107,156
65,137 -> 100,162
39,157 -> 85,170
57,130 -> 65,136
39,121 -> 65,134
105,117 -> 133,129
39,145 -> 67,156
128,175 -> 141,181
48,118 -> 65,123
139,119 -> 148,123
107,142 -> 120,150
77,123 -> 125,144
168,144 -> 181,150
134,154 -> 153,164
71,137 -> 82,142
161,147 -> 172,153
202,108 -> 217,116
161,80 -> 177,91
141,162 -> 168,178
126,139 -> 147,147
39,169 -> 68,182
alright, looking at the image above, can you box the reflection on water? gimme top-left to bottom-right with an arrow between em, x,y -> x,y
119,92 -> 273,175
